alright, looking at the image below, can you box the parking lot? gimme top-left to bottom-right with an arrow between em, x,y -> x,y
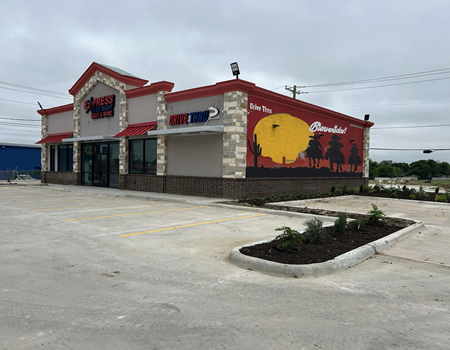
1,185 -> 449,349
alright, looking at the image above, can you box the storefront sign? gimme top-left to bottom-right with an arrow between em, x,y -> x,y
84,94 -> 116,119
169,107 -> 219,126
309,121 -> 347,134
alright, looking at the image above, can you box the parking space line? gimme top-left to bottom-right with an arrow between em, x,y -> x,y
60,206 -> 206,222
22,202 -> 139,212
120,213 -> 267,237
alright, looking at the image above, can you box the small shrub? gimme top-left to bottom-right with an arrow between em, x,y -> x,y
435,194 -> 448,202
363,185 -> 370,193
373,185 -> 381,192
248,197 -> 265,206
417,186 -> 429,199
435,187 -> 440,194
359,184 -> 364,193
275,226 -> 303,251
390,191 -> 398,198
334,213 -> 347,235
303,217 -> 327,244
409,194 -> 416,200
353,187 -> 360,194
331,185 -> 336,194
341,186 -> 348,195
368,188 -> 375,194
367,204 -> 386,225
348,219 -> 367,231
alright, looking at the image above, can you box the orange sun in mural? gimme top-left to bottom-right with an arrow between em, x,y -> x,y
253,113 -> 313,164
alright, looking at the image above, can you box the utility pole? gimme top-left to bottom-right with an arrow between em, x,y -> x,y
285,85 -> 303,99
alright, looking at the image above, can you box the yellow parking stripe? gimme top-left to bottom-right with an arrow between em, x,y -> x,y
61,206 -> 206,222
120,213 -> 267,237
23,202 -> 138,212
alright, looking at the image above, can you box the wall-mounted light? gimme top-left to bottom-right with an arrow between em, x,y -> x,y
364,114 -> 370,121
272,124 -> 280,128
230,62 -> 240,79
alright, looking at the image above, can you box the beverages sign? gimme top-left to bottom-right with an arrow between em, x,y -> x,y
84,94 -> 116,119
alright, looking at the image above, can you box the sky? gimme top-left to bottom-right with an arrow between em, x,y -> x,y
1,0 -> 450,165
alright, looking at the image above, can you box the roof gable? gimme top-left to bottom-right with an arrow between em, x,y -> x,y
69,62 -> 148,96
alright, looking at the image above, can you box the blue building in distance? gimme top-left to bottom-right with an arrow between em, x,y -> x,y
0,143 -> 41,180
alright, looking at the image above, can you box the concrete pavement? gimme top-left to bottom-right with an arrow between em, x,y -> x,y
0,185 -> 449,349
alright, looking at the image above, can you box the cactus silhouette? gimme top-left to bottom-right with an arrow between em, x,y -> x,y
248,134 -> 262,167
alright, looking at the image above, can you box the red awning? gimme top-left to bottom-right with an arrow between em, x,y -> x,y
36,132 -> 73,144
114,121 -> 157,137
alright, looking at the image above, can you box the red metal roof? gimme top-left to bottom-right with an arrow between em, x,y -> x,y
114,122 -> 157,137
36,132 -> 73,144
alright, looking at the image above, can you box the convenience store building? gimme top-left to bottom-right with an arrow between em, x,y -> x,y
37,62 -> 373,198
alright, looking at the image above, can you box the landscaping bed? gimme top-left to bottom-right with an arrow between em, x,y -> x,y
240,222 -> 402,265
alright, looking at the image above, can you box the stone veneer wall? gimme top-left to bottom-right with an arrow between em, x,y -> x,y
40,114 -> 49,172
363,127 -> 370,178
73,71 -> 128,175
222,91 -> 248,178
156,91 -> 169,176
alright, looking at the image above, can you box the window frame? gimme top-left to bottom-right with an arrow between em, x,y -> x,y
129,138 -> 157,175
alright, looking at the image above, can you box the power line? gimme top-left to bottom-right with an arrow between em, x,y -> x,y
0,117 -> 40,122
0,86 -> 72,100
300,67 -> 450,88
372,123 -> 450,130
0,98 -> 53,107
304,76 -> 450,94
326,100 -> 450,107
370,148 -> 450,151
0,80 -> 69,96
0,124 -> 40,129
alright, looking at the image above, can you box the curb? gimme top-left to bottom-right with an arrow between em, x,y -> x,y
212,202 -> 338,221
229,221 -> 424,278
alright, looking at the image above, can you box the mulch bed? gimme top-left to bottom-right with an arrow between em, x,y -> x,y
240,224 -> 402,265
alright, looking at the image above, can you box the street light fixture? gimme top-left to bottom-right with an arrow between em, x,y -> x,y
230,62 -> 240,79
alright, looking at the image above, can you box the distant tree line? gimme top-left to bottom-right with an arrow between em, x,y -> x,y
369,159 -> 450,179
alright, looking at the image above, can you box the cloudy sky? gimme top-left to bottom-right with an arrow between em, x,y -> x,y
1,0 -> 450,164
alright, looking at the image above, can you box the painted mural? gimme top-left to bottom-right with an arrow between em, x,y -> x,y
246,97 -> 364,178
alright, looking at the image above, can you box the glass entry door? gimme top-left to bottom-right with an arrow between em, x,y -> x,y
81,142 -> 119,188
92,143 -> 109,187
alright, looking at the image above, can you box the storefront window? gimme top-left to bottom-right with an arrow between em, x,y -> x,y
109,142 -> 119,188
57,144 -> 73,172
82,144 -> 93,185
130,140 -> 144,173
50,145 -> 56,171
145,139 -> 157,174
129,139 -> 156,174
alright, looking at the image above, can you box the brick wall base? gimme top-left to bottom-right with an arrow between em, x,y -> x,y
42,173 -> 368,199
119,174 -> 164,192
41,171 -> 80,186
120,174 -> 368,199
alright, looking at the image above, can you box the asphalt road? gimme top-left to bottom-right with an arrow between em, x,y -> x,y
0,185 -> 449,349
